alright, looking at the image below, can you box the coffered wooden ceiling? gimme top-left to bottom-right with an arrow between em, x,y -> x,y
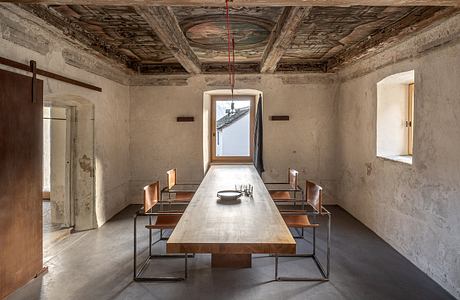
15,1 -> 459,75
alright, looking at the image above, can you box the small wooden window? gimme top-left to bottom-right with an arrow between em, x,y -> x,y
211,95 -> 255,162
407,83 -> 414,155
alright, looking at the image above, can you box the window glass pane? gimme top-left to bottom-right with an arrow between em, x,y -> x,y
215,100 -> 250,157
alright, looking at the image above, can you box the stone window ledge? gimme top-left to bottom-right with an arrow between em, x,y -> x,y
378,155 -> 413,165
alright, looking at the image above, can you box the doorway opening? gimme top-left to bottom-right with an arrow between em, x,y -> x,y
41,95 -> 96,262
211,95 -> 255,162
42,105 -> 74,256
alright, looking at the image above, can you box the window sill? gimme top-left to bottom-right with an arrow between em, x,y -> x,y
377,155 -> 413,165
210,162 -> 253,165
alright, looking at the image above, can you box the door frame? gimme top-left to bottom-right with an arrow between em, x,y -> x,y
210,95 -> 255,163
44,95 -> 96,231
44,104 -> 75,228
65,106 -> 76,227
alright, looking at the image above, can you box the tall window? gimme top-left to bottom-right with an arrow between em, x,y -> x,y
376,70 -> 415,164
211,95 -> 255,162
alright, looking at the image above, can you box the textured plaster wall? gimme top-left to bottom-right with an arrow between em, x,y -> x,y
337,14 -> 460,298
0,4 -> 131,228
129,74 -> 338,204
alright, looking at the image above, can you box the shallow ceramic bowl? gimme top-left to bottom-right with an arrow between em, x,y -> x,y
217,190 -> 242,201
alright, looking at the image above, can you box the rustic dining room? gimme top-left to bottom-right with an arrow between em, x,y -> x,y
0,0 -> 459,299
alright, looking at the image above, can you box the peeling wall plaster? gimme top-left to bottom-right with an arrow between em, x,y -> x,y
0,4 -> 131,228
336,14 -> 460,298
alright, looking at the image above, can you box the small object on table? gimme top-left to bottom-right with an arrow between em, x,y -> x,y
217,190 -> 242,201
235,184 -> 254,197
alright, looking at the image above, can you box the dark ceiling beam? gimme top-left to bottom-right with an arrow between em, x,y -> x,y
134,6 -> 201,74
6,0 -> 460,6
135,62 -> 328,74
260,7 -> 311,73
202,63 -> 260,74
327,7 -> 460,70
138,63 -> 188,74
276,61 -> 327,73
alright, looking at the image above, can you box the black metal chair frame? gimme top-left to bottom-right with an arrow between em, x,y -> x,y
133,208 -> 191,281
265,169 -> 303,207
155,196 -> 191,241
267,186 -> 305,208
160,184 -> 198,211
275,204 -> 331,282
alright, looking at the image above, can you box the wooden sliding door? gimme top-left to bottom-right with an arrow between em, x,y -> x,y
0,68 -> 44,298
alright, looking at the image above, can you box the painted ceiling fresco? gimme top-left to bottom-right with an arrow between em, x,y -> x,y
184,16 -> 270,50
42,5 -> 178,66
20,4 -> 451,74
174,7 -> 283,63
282,6 -> 418,63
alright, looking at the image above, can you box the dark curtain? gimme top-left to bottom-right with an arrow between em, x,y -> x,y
254,94 -> 264,174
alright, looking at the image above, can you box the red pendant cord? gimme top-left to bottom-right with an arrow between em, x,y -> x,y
225,0 -> 232,87
232,37 -> 235,91
225,0 -> 235,96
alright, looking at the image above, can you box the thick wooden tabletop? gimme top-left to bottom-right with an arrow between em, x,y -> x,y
167,165 -> 296,254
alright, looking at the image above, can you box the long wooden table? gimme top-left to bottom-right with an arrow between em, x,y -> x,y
167,165 -> 296,267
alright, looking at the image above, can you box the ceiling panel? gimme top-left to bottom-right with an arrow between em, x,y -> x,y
49,5 -> 177,65
281,6 -> 416,63
173,7 -> 283,63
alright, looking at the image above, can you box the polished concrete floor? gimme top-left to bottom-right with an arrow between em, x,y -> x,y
8,205 -> 454,300
42,201 -> 71,261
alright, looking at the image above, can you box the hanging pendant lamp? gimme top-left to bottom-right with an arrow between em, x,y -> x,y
225,0 -> 236,117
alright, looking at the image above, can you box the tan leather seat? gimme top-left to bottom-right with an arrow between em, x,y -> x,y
281,180 -> 324,228
269,168 -> 299,202
282,214 -> 318,228
166,169 -> 197,202
145,215 -> 181,230
143,182 -> 183,230
174,192 -> 194,201
270,191 -> 291,201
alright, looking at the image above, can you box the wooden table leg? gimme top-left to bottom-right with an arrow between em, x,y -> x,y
211,254 -> 252,268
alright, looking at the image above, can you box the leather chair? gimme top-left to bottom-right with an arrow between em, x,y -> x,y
266,168 -> 302,205
163,168 -> 197,202
274,180 -> 331,281
133,181 -> 190,281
